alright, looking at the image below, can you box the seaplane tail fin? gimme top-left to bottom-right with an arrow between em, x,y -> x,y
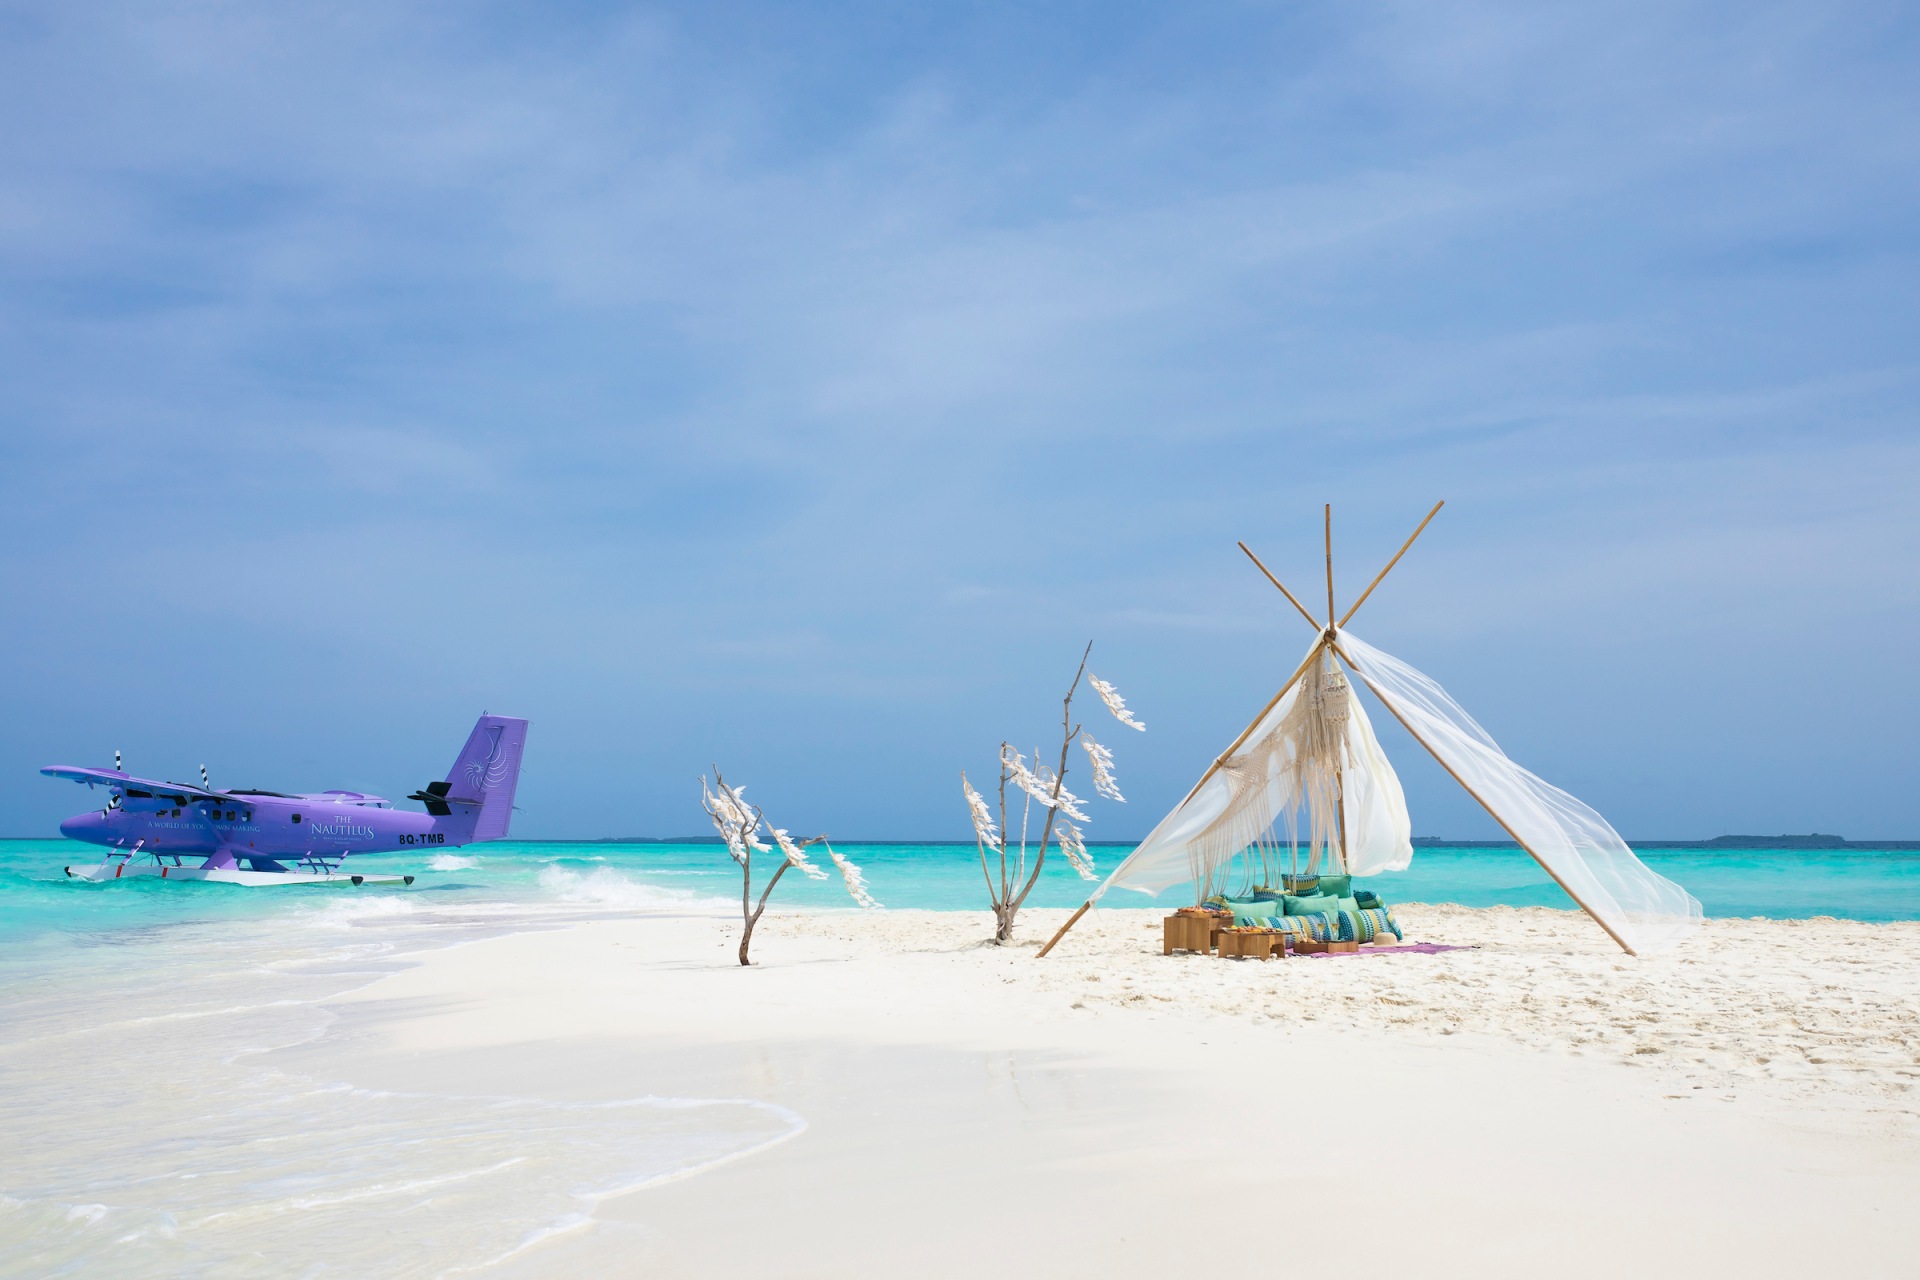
442,714 -> 528,841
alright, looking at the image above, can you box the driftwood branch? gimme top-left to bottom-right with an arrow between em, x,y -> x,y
1008,642 -> 1091,921
963,641 -> 1133,947
705,770 -> 856,966
971,642 -> 1091,943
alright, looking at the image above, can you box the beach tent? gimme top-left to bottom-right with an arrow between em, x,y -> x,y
1039,504 -> 1701,958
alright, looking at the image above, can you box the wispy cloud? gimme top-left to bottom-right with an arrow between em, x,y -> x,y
0,0 -> 1915,837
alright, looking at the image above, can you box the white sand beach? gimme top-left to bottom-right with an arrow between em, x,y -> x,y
288,904 -> 1920,1278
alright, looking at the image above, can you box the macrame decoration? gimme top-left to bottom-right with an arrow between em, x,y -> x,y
1181,645 -> 1386,901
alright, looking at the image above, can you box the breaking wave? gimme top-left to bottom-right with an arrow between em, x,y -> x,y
427,854 -> 478,871
535,866 -> 732,913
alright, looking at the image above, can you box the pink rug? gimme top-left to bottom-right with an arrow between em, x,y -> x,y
1300,941 -> 1473,958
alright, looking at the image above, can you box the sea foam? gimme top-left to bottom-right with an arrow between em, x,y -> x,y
0,898 -> 797,1277
536,864 -> 733,912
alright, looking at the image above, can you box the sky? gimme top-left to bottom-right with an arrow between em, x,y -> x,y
2,0 -> 1917,842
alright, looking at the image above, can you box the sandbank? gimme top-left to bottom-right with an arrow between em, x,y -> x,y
288,903 -> 1920,1277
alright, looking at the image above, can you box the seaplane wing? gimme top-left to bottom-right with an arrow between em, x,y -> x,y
39,766 -> 232,803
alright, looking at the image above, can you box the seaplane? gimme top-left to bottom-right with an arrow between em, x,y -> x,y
43,714 -> 528,887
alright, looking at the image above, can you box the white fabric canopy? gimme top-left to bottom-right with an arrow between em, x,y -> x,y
1334,630 -> 1700,954
1092,629 -> 1701,956
1092,636 -> 1412,901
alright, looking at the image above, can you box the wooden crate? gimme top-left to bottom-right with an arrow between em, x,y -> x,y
1178,909 -> 1235,955
1217,930 -> 1285,960
1162,914 -> 1215,955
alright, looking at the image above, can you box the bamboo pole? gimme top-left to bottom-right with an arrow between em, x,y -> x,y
1324,503 -> 1335,627
1237,542 -> 1322,633
1339,500 -> 1444,629
1334,757 -> 1348,872
1325,505 -> 1347,874
1035,900 -> 1092,958
1036,639 -> 1328,958
1327,637 -> 1638,956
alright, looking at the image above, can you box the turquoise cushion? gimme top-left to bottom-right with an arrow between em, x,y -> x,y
1353,890 -> 1383,910
1335,896 -> 1361,917
1283,893 -> 1338,916
1231,898 -> 1282,924
1250,888 -> 1284,901
1315,875 -> 1353,898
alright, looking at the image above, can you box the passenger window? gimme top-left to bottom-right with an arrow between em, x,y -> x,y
226,810 -> 235,821
171,809 -> 180,817
292,813 -> 302,823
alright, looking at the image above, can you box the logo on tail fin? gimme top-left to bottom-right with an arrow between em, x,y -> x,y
464,725 -> 511,792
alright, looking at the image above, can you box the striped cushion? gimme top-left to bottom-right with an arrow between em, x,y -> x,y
1351,907 -> 1402,942
1270,913 -> 1336,942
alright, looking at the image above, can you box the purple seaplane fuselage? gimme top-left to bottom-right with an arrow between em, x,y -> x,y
45,715 -> 527,883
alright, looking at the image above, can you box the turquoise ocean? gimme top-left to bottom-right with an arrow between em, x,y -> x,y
5,836 -> 1918,949
4,835 -> 1916,1273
